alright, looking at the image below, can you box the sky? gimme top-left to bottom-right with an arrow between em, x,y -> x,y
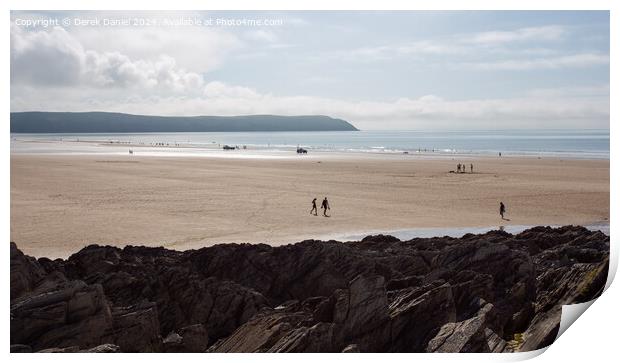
10,11 -> 610,130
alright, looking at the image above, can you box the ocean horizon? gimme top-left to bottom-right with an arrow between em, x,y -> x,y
11,129 -> 610,159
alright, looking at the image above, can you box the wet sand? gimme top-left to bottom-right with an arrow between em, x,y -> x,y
10,153 -> 609,258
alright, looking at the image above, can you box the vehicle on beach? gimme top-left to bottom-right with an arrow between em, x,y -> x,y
297,147 -> 308,154
222,145 -> 236,150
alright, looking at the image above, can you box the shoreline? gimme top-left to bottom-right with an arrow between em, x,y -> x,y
9,148 -> 611,163
11,136 -> 610,161
15,223 -> 610,260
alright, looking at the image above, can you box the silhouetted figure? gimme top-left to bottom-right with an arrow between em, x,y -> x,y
321,197 -> 330,217
470,163 -> 473,173
310,198 -> 318,216
457,164 -> 461,173
500,202 -> 506,219
499,152 -> 502,157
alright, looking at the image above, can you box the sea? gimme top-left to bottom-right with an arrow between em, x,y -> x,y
10,129 -> 609,159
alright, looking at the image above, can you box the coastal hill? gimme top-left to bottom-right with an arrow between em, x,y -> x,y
10,112 -> 359,133
10,226 -> 608,353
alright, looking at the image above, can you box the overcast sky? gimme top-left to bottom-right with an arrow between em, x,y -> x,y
10,11 -> 610,130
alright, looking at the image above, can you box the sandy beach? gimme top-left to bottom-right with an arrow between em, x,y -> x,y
10,153 -> 609,258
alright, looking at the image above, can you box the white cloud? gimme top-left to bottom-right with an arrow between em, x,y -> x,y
244,29 -> 278,43
396,40 -> 466,55
11,25 -> 207,94
464,25 -> 566,45
526,84 -> 610,98
10,10 -> 242,75
84,52 -> 206,93
417,95 -> 444,102
343,25 -> 567,60
340,25 -> 591,69
203,81 -> 261,99
75,27 -> 241,74
11,24 -> 85,86
344,40 -> 467,61
462,53 -> 609,71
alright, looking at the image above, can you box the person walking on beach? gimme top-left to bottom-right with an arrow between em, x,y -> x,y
310,198 -> 318,216
457,164 -> 461,173
499,202 -> 506,220
470,163 -> 473,173
321,197 -> 331,217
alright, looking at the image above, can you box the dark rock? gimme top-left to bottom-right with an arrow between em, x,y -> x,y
103,303 -> 162,352
10,242 -> 45,300
209,309 -> 314,352
163,332 -> 183,352
10,280 -> 113,351
333,274 -> 390,351
36,346 -> 80,353
164,324 -> 209,352
426,302 -> 495,352
81,344 -> 121,353
10,225 -> 609,353
335,275 -> 388,328
63,245 -> 269,343
519,306 -> 561,352
388,283 -> 456,352
179,324 -> 209,352
485,328 -> 508,353
268,322 -> 337,352
10,344 -> 32,353
342,344 -> 360,353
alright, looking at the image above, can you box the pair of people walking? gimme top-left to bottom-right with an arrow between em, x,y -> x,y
456,163 -> 474,173
311,197 -> 330,217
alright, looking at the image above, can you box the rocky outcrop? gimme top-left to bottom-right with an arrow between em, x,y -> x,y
62,245 -> 269,342
10,242 -> 46,300
35,344 -> 120,353
10,225 -> 609,353
10,280 -> 112,351
342,344 -> 360,353
163,324 -> 209,352
426,301 -> 495,352
104,303 -> 162,352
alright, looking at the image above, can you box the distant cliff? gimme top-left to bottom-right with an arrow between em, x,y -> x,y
10,112 -> 359,133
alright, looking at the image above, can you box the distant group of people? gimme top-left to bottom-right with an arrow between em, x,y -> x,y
456,163 -> 474,173
310,197 -> 331,217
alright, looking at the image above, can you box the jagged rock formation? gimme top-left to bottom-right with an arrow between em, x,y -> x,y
10,226 -> 608,353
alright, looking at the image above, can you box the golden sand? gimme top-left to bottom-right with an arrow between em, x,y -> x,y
10,153 -> 609,258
